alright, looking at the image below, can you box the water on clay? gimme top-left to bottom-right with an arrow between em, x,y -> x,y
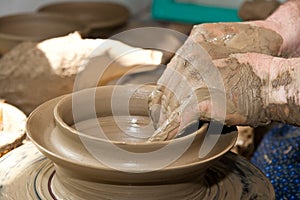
71,116 -> 155,143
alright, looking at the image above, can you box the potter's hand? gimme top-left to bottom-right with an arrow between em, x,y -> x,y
148,0 -> 300,141
149,49 -> 300,141
147,20 -> 282,142
190,0 -> 300,58
148,36 -> 270,141
189,22 -> 282,59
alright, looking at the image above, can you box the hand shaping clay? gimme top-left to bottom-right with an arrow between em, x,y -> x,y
191,23 -> 282,59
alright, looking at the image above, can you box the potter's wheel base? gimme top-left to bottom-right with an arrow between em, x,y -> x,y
0,142 -> 274,200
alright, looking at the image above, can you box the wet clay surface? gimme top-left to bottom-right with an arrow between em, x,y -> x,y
217,57 -> 268,126
149,45 -> 273,141
191,23 -> 283,59
72,116 -> 154,143
266,97 -> 300,126
271,71 -> 292,88
267,65 -> 300,125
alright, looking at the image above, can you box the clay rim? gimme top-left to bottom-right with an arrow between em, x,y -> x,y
0,12 -> 88,41
53,86 -> 208,146
37,2 -> 130,29
26,94 -> 237,171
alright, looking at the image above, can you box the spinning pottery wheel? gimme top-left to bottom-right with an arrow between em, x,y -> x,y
0,85 -> 275,199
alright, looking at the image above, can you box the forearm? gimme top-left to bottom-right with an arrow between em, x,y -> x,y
223,53 -> 300,126
266,57 -> 300,124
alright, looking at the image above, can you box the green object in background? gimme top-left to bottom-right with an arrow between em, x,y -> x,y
152,0 -> 241,23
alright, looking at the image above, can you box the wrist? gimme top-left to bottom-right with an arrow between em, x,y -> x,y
264,57 -> 300,125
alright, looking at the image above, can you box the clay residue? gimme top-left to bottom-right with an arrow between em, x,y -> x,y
191,23 -> 283,59
217,57 -> 269,126
271,71 -> 292,88
149,23 -> 284,141
148,53 -> 271,141
266,97 -> 300,125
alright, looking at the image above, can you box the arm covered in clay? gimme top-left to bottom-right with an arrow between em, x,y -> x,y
213,53 -> 300,126
149,50 -> 300,140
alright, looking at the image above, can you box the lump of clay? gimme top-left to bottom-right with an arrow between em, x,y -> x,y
0,32 -> 162,115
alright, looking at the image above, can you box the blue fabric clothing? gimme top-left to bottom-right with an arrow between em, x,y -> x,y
251,124 -> 300,200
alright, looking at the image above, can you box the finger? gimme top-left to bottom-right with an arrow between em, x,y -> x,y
148,108 -> 180,141
154,57 -> 183,126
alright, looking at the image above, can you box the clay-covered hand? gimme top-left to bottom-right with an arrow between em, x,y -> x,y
148,36 -> 271,141
148,0 -> 300,141
191,0 -> 300,58
149,48 -> 300,141
190,22 -> 282,59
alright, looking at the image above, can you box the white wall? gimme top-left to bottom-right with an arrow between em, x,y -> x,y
0,0 -> 152,17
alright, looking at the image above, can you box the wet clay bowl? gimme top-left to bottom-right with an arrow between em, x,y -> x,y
0,12 -> 87,55
26,85 -> 237,199
37,2 -> 130,37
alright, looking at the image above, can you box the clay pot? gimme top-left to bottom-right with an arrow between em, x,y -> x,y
0,13 -> 87,55
37,2 -> 130,38
26,85 -> 237,199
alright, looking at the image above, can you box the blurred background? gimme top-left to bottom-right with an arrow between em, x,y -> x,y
0,0 -> 151,16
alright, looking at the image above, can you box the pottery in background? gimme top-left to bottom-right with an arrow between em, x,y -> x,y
0,12 -> 87,55
37,2 -> 130,38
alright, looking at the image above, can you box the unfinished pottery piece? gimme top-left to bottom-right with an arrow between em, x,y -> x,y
0,101 -> 26,157
0,13 -> 87,55
25,85 -> 242,199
